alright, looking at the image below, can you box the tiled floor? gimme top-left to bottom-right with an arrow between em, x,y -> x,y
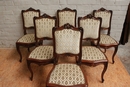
0,48 -> 130,87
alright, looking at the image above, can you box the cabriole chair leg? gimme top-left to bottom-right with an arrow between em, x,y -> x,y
16,44 -> 22,62
27,60 -> 33,81
112,46 -> 118,64
101,62 -> 108,83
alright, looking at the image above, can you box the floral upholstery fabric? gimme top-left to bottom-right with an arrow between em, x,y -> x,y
23,11 -> 39,28
82,46 -> 106,60
48,63 -> 85,86
55,29 -> 81,54
99,34 -> 118,45
17,34 -> 35,43
94,11 -> 111,28
79,18 -> 100,39
29,46 -> 53,60
59,11 -> 75,26
35,18 -> 55,38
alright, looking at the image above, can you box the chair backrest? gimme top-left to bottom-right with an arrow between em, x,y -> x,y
21,7 -> 40,34
78,14 -> 102,45
93,7 -> 112,35
57,7 -> 77,27
34,13 -> 56,44
53,23 -> 83,63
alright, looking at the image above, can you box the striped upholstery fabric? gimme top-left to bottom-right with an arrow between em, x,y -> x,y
59,11 -> 75,26
17,34 -> 35,43
82,46 -> 106,60
29,46 -> 53,60
35,18 -> 55,38
94,11 -> 111,28
79,18 -> 100,39
55,29 -> 81,54
23,11 -> 39,28
48,63 -> 85,86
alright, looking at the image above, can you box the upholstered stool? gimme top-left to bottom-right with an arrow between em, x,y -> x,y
46,63 -> 88,87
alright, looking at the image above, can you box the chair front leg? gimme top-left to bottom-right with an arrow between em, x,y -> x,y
16,44 -> 22,62
101,62 -> 108,83
112,46 -> 118,64
27,60 -> 33,81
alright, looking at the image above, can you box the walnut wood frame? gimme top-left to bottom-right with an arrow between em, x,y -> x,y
46,63 -> 88,87
81,50 -> 108,83
57,7 -> 77,27
16,7 -> 40,62
52,23 -> 83,65
78,14 -> 102,45
27,13 -> 57,81
34,13 -> 57,46
93,7 -> 119,64
78,14 -> 108,83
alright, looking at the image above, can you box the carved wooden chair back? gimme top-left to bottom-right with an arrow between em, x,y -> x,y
57,7 -> 77,27
53,23 -> 83,64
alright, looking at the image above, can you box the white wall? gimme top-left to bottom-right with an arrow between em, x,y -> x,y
0,0 -> 129,48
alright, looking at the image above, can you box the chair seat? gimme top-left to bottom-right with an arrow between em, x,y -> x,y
17,34 -> 35,43
82,46 -> 106,61
99,34 -> 118,45
28,46 -> 53,60
47,63 -> 87,86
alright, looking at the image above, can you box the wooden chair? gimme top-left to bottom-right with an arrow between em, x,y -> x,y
57,7 -> 77,27
78,14 -> 108,83
93,7 -> 119,64
27,13 -> 56,81
16,7 -> 40,62
46,23 -> 88,87
52,23 -> 83,64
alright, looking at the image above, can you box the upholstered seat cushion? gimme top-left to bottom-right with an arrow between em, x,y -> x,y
99,34 -> 118,45
28,46 -> 53,60
47,63 -> 87,86
17,34 -> 35,43
82,46 -> 106,61
93,34 -> 118,46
